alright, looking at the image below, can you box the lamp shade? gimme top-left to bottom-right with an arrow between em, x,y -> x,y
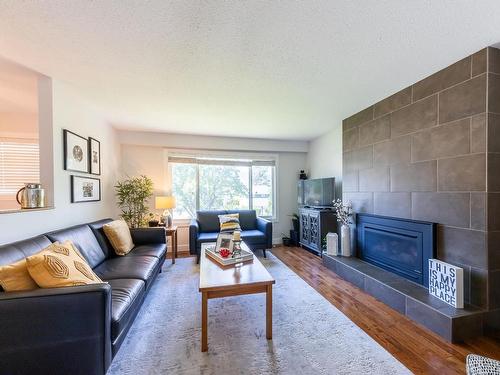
155,196 -> 176,209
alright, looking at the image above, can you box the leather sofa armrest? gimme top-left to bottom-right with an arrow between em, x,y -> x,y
0,283 -> 112,375
257,217 -> 273,249
189,219 -> 199,255
130,227 -> 166,245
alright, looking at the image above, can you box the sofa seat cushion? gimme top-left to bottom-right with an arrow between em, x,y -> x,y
108,279 -> 145,340
196,230 -> 266,247
130,244 -> 167,258
240,230 -> 266,245
93,256 -> 159,287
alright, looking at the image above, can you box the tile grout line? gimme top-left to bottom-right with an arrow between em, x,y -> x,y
372,72 -> 488,123
486,48 -> 490,278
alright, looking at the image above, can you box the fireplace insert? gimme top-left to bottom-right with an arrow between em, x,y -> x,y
356,214 -> 436,287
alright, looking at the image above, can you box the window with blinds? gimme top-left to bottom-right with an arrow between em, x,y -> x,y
0,141 -> 40,196
169,155 -> 277,219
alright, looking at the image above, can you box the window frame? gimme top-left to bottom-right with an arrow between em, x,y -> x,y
167,151 -> 278,221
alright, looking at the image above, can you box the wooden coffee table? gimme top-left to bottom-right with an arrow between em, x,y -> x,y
199,242 -> 275,352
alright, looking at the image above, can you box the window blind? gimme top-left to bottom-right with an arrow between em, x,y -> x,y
0,141 -> 40,195
168,156 -> 275,167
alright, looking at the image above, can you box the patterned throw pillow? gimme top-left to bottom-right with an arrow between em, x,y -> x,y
218,213 -> 242,233
26,241 -> 102,288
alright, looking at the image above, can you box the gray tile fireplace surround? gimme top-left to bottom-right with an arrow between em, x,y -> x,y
323,255 -> 484,342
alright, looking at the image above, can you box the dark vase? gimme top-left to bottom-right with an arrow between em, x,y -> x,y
291,217 -> 300,232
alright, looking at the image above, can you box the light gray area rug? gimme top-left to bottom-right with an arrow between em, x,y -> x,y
107,253 -> 410,375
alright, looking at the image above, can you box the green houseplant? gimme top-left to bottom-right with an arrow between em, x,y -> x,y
115,175 -> 154,228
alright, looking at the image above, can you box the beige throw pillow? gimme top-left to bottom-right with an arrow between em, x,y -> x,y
26,241 -> 102,288
103,219 -> 135,255
0,258 -> 39,292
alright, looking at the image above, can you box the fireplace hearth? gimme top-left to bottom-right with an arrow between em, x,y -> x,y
356,214 -> 436,287
322,213 -> 484,342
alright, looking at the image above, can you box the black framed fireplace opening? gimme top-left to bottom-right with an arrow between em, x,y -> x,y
356,214 -> 436,287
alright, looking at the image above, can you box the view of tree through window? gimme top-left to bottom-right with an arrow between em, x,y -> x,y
199,165 -> 249,211
170,158 -> 275,219
171,163 -> 196,219
252,166 -> 273,217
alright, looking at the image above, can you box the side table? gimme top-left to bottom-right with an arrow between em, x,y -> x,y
165,226 -> 178,264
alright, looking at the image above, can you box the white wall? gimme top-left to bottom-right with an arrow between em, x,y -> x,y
0,80 -> 120,245
117,130 -> 308,153
119,133 -> 307,247
0,113 -> 38,138
275,152 -> 307,240
306,123 -> 343,196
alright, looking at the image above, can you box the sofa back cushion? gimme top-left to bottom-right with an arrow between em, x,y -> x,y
226,210 -> 257,230
197,210 -> 228,233
88,219 -> 115,258
0,235 -> 52,266
46,225 -> 106,268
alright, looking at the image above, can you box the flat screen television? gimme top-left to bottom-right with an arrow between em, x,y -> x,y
299,178 -> 335,208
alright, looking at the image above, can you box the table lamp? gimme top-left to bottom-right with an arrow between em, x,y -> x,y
155,196 -> 176,227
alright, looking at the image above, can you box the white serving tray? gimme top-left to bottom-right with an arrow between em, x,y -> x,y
205,246 -> 254,267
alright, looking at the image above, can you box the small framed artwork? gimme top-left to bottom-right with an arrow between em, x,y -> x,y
64,129 -> 89,173
71,175 -> 101,203
215,232 -> 234,253
89,137 -> 101,175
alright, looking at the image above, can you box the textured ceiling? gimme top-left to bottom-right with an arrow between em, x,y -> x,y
1,1 -> 500,140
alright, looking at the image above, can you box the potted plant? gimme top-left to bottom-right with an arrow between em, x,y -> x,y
281,233 -> 292,247
148,213 -> 159,227
115,175 -> 154,228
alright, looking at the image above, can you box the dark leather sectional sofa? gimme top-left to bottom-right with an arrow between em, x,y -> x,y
189,209 -> 273,262
0,218 -> 167,375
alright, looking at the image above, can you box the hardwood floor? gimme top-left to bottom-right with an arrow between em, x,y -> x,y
270,246 -> 500,375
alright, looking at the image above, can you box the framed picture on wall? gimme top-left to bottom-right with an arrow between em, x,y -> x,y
89,137 -> 101,175
64,129 -> 89,173
71,175 -> 101,203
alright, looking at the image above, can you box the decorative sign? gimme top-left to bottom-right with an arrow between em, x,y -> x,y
428,259 -> 464,308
